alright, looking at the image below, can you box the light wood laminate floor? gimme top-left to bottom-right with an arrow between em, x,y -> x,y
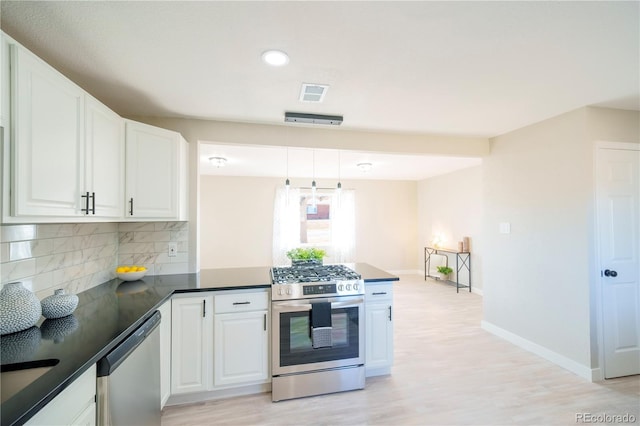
162,274 -> 639,425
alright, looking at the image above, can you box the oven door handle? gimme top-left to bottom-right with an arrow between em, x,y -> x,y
272,297 -> 364,312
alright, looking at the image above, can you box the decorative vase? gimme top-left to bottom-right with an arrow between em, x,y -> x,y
40,289 -> 79,319
0,282 -> 42,335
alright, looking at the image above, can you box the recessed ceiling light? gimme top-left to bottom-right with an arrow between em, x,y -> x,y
261,50 -> 289,66
209,157 -> 227,168
357,162 -> 373,172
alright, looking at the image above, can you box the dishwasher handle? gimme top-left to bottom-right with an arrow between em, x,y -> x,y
97,310 -> 161,377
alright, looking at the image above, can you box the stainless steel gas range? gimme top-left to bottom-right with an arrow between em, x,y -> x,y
270,263 -> 365,402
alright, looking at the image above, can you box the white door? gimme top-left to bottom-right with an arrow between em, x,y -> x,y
214,311 -> 269,387
597,144 -> 640,379
11,44 -> 84,217
125,120 -> 180,219
84,95 -> 124,218
171,296 -> 212,394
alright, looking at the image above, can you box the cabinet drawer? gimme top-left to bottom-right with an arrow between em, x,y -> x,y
365,283 -> 393,301
215,291 -> 268,313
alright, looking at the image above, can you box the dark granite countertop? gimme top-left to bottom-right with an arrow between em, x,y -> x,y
0,263 -> 397,426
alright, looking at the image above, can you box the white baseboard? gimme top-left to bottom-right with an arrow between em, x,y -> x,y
590,367 -> 604,382
388,269 -> 422,276
481,320 -> 594,381
471,287 -> 483,296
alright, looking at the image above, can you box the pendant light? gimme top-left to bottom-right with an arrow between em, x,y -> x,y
311,150 -> 317,208
336,151 -> 342,193
285,148 -> 290,205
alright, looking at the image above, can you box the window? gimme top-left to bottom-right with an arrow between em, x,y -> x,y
273,186 -> 355,266
300,193 -> 332,245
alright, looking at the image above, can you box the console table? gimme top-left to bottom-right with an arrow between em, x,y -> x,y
424,247 -> 471,293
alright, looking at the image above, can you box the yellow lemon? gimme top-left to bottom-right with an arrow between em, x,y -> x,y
116,266 -> 127,273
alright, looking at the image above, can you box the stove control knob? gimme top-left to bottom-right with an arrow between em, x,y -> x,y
286,288 -> 292,295
346,284 -> 352,291
278,288 -> 284,296
338,284 -> 344,291
353,283 -> 359,291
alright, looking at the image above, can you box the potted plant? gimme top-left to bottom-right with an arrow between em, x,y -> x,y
286,247 -> 326,266
436,266 -> 453,281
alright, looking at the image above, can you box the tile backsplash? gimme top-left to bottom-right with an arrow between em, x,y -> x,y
1,221 -> 189,299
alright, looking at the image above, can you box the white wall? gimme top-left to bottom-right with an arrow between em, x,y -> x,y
200,176 -> 418,271
482,106 -> 639,378
417,165 -> 483,291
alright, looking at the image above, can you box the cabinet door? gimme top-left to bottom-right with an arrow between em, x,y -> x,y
158,301 -> 171,407
1,32 -> 8,128
125,120 -> 182,219
11,44 -> 84,217
84,96 -> 123,218
171,296 -> 212,394
214,310 -> 269,387
25,364 -> 96,426
365,282 -> 394,376
365,302 -> 394,374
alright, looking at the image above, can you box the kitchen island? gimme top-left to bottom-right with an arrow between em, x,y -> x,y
0,263 -> 397,426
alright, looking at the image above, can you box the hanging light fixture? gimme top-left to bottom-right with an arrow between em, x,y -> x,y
336,151 -> 342,193
285,147 -> 290,205
311,150 -> 317,208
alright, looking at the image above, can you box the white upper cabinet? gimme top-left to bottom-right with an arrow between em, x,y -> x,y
125,120 -> 188,221
84,95 -> 124,218
6,37 -> 125,221
1,32 -> 9,128
11,42 -> 85,217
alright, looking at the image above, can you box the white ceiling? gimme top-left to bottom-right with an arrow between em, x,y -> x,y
200,143 -> 481,180
1,1 -> 638,180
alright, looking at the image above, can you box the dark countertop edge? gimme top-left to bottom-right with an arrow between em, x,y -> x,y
5,263 -> 396,426
173,284 -> 271,293
364,276 -> 399,282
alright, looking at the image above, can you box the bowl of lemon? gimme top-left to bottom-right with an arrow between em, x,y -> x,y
116,265 -> 147,281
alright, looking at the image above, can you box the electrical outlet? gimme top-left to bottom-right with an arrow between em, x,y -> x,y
168,242 -> 178,257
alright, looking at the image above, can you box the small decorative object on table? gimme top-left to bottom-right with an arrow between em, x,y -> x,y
0,282 -> 42,335
286,247 -> 326,266
41,289 -> 79,319
436,266 -> 453,281
116,265 -> 147,281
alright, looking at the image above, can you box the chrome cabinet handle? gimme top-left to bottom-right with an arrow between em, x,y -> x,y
232,301 -> 251,305
372,292 -> 387,296
129,198 -> 134,216
202,300 -> 206,318
388,305 -> 392,321
91,192 -> 96,215
263,313 -> 267,331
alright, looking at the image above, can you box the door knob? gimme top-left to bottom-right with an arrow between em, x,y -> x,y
604,269 -> 618,277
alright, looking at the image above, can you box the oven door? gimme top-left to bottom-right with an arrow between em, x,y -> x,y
272,296 -> 364,376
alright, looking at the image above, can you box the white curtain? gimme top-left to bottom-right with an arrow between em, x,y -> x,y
330,189 -> 356,263
272,186 -> 301,266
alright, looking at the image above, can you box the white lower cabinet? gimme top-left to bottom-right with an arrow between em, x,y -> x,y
365,282 -> 394,377
170,290 -> 270,398
159,300 -> 172,408
214,292 -> 269,387
171,294 -> 213,395
25,364 -> 96,426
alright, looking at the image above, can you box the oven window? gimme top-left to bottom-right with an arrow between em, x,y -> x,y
279,307 -> 359,366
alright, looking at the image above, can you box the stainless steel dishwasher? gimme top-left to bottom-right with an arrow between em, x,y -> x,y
96,310 -> 161,426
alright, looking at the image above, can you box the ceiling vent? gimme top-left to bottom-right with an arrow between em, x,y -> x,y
284,112 -> 343,126
299,83 -> 329,103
